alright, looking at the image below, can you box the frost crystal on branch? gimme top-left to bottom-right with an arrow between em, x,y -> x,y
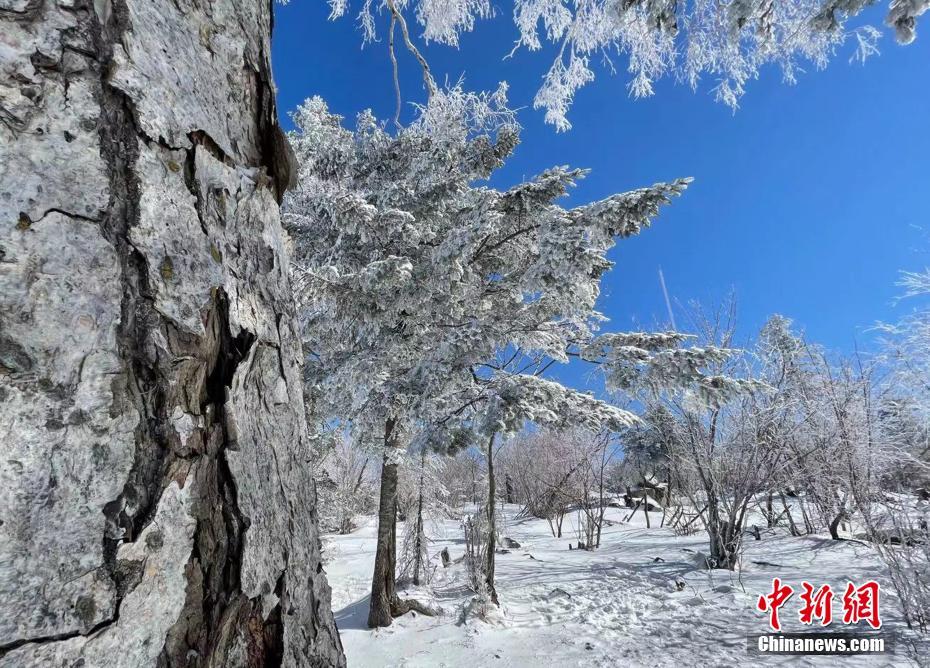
580,330 -> 763,407
324,0 -> 925,129
481,374 -> 639,435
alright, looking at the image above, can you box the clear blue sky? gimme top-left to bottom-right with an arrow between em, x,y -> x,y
272,3 -> 929,390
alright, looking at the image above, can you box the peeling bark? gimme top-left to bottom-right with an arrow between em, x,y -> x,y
0,1 -> 343,666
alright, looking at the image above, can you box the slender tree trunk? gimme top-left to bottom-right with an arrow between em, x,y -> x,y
354,459 -> 370,493
485,433 -> 500,605
799,497 -> 816,534
413,450 -> 425,586
706,498 -> 740,570
829,509 -> 848,540
368,421 -> 437,628
780,491 -> 800,536
765,492 -> 776,528
368,455 -> 399,627
0,1 -> 344,665
596,456 -> 606,548
369,420 -> 400,628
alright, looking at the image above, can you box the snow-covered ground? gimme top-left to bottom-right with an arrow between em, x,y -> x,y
323,505 -> 920,667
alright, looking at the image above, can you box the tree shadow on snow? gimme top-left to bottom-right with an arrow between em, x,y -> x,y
334,594 -> 372,630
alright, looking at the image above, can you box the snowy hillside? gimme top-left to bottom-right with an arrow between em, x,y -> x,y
324,505 -> 917,667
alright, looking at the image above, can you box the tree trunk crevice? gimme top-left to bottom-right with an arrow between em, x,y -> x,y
0,1 -> 344,665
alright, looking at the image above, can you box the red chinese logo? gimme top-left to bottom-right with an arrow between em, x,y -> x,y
798,582 -> 833,626
757,578 -> 793,631
757,579 -> 881,631
842,581 -> 881,629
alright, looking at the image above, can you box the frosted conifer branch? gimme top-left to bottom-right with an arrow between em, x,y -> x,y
284,93 -> 687,448
323,0 -> 924,130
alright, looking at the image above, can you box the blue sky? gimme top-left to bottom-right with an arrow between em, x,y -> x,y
272,3 -> 929,390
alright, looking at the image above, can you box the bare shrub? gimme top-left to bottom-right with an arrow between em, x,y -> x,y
462,510 -> 494,593
865,497 -> 930,634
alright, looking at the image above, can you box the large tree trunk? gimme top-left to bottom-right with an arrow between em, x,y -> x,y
0,1 -> 344,666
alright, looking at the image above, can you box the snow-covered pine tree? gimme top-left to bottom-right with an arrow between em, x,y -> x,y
283,89 -> 688,624
328,0 -> 927,129
593,317 -> 773,569
0,2 -> 343,666
623,403 -> 678,488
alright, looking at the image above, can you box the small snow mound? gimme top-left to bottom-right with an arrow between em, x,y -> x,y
669,577 -> 686,592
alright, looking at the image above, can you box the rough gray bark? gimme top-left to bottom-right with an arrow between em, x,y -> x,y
0,1 -> 344,666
